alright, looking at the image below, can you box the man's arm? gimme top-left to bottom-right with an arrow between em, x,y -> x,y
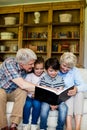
12,77 -> 36,92
12,77 -> 59,93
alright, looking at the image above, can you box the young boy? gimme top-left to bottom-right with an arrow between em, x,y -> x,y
39,57 -> 68,130
23,57 -> 45,130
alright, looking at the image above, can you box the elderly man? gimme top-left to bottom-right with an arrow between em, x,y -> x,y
0,48 -> 37,130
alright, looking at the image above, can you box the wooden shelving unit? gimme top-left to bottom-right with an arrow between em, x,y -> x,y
0,1 -> 85,66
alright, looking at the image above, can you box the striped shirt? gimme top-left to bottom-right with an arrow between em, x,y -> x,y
40,73 -> 65,89
0,57 -> 27,93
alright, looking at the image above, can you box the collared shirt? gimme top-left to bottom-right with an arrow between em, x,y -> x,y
0,57 -> 27,93
40,73 -> 65,88
58,67 -> 86,92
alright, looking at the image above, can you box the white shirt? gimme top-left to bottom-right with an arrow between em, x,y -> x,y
25,72 -> 45,97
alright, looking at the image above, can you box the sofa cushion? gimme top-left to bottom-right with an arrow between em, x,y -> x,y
79,68 -> 87,83
83,98 -> 87,114
6,102 -> 14,113
47,116 -> 58,127
48,110 -> 58,117
84,92 -> 87,98
79,68 -> 87,98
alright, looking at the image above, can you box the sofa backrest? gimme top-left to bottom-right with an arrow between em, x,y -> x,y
79,68 -> 87,84
78,68 -> 87,98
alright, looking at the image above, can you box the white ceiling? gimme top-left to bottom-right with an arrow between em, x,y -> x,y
0,0 -> 79,6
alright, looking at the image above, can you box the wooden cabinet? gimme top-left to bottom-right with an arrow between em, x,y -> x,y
51,1 -> 85,66
22,3 -> 51,60
0,6 -> 22,60
23,14 -> 48,59
0,1 -> 85,66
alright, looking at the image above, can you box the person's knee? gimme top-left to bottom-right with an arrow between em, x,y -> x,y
59,102 -> 68,112
24,100 -> 32,109
41,103 -> 49,111
34,101 -> 41,107
40,107 -> 49,118
0,89 -> 7,99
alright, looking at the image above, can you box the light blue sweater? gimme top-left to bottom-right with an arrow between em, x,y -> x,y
58,67 -> 87,92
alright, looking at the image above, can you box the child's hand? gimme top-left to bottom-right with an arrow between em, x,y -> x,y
59,87 -> 64,90
50,105 -> 58,110
56,87 -> 64,93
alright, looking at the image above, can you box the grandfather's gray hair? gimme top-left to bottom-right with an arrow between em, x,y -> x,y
60,52 -> 77,68
16,48 -> 37,64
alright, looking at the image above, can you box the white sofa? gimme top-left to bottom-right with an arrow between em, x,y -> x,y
6,68 -> 87,130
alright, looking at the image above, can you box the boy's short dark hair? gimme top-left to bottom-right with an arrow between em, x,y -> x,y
45,57 -> 60,70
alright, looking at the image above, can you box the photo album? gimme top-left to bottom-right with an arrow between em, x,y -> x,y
34,86 -> 74,105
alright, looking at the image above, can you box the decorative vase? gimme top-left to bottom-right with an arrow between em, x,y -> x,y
34,11 -> 40,24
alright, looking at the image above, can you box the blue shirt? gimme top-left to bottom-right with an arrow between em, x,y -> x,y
0,57 -> 27,93
58,67 -> 86,92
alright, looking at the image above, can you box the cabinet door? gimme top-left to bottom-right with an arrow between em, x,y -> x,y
52,9 -> 81,62
0,13 -> 19,60
23,11 -> 49,59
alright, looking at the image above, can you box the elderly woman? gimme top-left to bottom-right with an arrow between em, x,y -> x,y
58,52 -> 85,130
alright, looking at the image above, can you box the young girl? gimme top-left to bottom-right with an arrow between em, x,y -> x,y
23,57 -> 45,130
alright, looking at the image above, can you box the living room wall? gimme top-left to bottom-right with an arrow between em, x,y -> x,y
84,0 -> 87,68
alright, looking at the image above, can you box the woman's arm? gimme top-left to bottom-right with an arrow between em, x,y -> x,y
68,86 -> 77,96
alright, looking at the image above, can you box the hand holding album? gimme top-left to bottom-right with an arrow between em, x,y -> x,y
50,105 -> 58,110
67,86 -> 76,96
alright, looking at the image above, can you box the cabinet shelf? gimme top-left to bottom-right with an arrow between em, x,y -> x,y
23,38 -> 47,41
0,24 -> 20,28
23,23 -> 49,27
0,51 -> 17,54
52,22 -> 80,26
52,52 -> 79,54
36,51 -> 47,54
52,38 -> 80,40
0,39 -> 18,41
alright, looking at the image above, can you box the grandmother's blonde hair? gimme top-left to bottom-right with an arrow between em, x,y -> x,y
60,52 -> 77,68
16,48 -> 37,64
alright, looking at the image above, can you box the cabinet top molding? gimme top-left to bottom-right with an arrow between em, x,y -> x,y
0,1 -> 86,13
0,0 -> 86,7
